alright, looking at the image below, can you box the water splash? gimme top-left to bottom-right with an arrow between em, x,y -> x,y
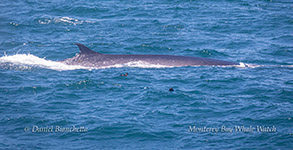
0,54 -> 171,71
0,54 -> 89,71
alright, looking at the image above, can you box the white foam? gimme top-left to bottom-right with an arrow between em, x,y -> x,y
235,63 -> 293,68
235,62 -> 263,68
0,54 -> 89,71
54,17 -> 83,25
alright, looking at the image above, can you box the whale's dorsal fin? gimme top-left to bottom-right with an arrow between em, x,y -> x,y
75,43 -> 101,55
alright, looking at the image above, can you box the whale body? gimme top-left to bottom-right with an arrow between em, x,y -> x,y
61,43 -> 239,68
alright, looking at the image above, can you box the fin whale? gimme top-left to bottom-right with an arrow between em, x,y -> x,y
61,43 -> 239,68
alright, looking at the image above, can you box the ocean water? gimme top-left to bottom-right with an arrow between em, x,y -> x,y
0,0 -> 292,149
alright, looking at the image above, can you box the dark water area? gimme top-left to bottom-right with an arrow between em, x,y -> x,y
0,0 -> 292,149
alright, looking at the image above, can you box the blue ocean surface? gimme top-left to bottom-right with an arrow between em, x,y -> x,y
0,0 -> 292,149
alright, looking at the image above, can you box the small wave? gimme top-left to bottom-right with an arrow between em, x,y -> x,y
54,17 -> 84,25
38,16 -> 94,25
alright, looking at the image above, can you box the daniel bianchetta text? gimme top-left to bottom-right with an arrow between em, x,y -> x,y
188,125 -> 277,133
24,125 -> 88,133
